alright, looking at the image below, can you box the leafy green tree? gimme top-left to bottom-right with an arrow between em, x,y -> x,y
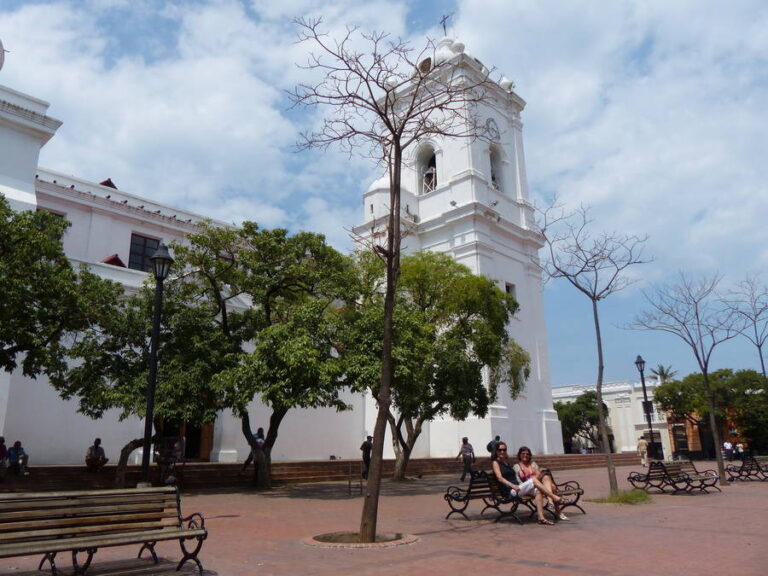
0,197 -> 121,382
61,221 -> 354,488
345,252 -> 530,479
653,369 -> 768,454
722,370 -> 768,453
554,391 -> 601,452
175,222 -> 355,489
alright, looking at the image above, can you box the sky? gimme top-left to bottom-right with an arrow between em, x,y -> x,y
1,0 -> 766,388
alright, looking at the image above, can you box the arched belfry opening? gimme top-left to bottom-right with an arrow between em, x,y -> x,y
417,145 -> 438,194
490,144 -> 504,193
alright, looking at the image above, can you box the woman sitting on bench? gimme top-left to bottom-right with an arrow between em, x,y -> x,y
515,446 -> 568,521
492,442 -> 563,525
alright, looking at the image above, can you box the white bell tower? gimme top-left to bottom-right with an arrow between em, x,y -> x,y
354,38 -> 563,455
0,83 -> 62,212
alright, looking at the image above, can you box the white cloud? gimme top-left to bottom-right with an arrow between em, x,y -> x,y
1,0 -> 766,385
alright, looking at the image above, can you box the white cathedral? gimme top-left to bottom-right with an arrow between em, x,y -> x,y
0,38 -> 563,466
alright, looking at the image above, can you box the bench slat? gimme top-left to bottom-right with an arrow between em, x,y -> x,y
0,486 -> 206,574
0,503 -> 176,521
0,527 -> 206,558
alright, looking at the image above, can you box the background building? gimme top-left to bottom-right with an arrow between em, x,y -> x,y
552,381 -> 671,459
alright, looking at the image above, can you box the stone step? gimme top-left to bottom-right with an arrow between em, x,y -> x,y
0,453 -> 641,492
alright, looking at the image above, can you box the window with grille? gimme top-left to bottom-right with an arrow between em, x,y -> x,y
128,233 -> 159,272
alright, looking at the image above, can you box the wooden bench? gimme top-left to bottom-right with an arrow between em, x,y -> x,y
0,486 -> 207,576
628,460 -> 719,494
444,470 -> 585,523
726,456 -> 768,482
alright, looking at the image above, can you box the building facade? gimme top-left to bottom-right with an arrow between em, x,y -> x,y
352,38 -> 563,457
1,38 -> 563,465
552,381 -> 672,459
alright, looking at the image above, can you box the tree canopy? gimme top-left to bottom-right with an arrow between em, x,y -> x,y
60,221 -> 355,488
344,251 -> 530,478
654,369 -> 768,452
554,391 -> 602,452
0,197 -> 122,384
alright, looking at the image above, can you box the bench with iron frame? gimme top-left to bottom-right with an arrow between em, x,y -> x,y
444,470 -> 585,523
0,486 -> 207,576
726,455 -> 768,482
628,460 -> 719,493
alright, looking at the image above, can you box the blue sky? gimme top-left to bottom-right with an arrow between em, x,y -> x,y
1,0 -> 766,387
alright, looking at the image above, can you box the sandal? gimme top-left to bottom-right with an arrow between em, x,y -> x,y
537,518 -> 554,526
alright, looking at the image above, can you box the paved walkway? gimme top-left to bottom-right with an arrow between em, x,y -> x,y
3,463 -> 767,576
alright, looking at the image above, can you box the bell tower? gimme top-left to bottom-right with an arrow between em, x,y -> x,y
354,38 -> 563,455
0,82 -> 62,212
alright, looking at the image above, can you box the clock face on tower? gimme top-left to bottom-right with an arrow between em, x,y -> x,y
485,118 -> 500,140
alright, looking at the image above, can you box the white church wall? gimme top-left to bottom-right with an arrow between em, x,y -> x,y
2,370 -> 143,465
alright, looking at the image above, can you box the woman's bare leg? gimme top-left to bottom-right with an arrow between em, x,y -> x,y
541,475 -> 559,507
531,477 -> 561,503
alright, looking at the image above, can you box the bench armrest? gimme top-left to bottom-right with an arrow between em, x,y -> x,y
181,512 -> 205,530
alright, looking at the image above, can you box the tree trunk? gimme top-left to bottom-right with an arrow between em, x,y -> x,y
360,146 -> 402,543
387,412 -> 418,481
241,408 -> 287,491
703,372 -> 727,485
592,298 -> 618,495
114,437 -> 145,488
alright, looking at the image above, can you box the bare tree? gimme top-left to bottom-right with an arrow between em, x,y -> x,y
536,199 -> 650,495
722,275 -> 768,377
631,272 -> 741,484
290,17 -> 494,542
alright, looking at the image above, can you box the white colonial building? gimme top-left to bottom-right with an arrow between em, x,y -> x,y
353,38 -> 562,457
552,381 -> 672,459
0,38 -> 562,465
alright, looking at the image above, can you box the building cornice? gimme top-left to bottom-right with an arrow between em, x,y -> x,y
35,168 -> 232,232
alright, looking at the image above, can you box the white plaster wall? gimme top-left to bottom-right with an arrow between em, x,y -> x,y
2,370 -> 144,465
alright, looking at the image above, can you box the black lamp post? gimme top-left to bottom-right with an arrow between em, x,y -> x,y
140,243 -> 174,485
635,355 -> 662,461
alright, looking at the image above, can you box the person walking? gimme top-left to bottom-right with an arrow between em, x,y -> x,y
723,440 -> 733,461
636,436 -> 649,467
360,435 -> 373,480
456,437 -> 475,482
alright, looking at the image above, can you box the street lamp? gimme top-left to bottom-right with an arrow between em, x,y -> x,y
635,355 -> 662,461
140,243 -> 174,485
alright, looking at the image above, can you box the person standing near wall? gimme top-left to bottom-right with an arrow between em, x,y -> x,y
636,436 -> 649,467
456,437 -> 475,482
360,435 -> 373,480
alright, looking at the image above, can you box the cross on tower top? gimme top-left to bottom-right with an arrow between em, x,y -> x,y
440,13 -> 453,36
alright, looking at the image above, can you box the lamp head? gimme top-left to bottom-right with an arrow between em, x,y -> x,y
150,243 -> 174,281
635,355 -> 646,373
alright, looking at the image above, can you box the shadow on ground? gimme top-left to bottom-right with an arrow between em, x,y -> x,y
6,558 -> 216,576
192,473 -> 458,501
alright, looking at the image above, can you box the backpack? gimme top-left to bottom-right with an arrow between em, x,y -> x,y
486,441 -> 494,453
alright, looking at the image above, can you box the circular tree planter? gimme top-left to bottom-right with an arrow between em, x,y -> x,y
305,532 -> 418,549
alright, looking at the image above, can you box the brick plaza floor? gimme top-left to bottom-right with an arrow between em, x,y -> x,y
2,463 -> 766,576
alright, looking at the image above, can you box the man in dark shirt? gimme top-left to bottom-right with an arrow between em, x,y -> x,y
360,435 -> 373,480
